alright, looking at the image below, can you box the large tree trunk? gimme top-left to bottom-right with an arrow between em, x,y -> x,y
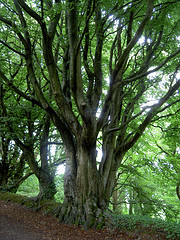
59,142 -> 108,229
2,0 -> 180,230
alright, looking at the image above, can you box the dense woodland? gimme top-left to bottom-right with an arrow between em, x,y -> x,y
0,0 -> 180,229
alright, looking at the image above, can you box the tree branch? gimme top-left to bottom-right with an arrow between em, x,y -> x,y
0,70 -> 42,107
123,48 -> 180,85
47,1 -> 61,41
0,40 -> 26,57
16,0 -> 42,23
113,0 -> 154,83
13,0 -> 31,44
116,79 -> 180,154
91,3 -> 103,112
98,1 -> 154,132
0,15 -> 27,47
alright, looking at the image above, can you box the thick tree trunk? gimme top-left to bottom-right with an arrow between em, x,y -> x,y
59,143 -> 108,229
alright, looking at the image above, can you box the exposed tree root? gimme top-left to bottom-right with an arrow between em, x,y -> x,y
57,197 -> 115,230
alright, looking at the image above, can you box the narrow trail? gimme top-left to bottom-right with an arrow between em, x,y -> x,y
0,199 -> 54,240
0,213 -> 44,240
0,199 -> 167,240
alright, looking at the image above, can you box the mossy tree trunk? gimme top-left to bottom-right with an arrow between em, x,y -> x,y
37,113 -> 57,200
59,141 -> 108,229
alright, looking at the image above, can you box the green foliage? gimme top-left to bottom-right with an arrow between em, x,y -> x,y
17,173 -> 65,202
113,214 -> 180,240
17,175 -> 39,197
54,174 -> 64,203
111,118 -> 180,221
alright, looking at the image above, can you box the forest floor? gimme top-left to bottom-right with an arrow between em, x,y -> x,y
0,198 -> 168,240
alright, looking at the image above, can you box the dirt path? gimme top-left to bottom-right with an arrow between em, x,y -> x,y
0,213 -> 44,240
0,199 -> 124,240
0,199 -> 167,240
0,200 -> 55,240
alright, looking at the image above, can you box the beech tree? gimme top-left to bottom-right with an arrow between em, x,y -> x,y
0,128 -> 31,193
0,84 -> 32,192
0,84 -> 57,200
0,0 -> 180,227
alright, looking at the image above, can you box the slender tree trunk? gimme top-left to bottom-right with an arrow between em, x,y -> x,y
6,152 -> 26,193
25,148 -> 56,201
0,137 -> 27,193
37,169 -> 56,200
129,189 -> 134,215
0,137 -> 10,187
112,190 -> 118,212
38,113 -> 57,200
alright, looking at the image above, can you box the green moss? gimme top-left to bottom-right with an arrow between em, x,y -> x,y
0,191 -> 61,217
0,191 -> 27,203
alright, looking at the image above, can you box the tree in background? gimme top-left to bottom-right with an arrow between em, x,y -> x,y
154,114 -> 180,202
150,103 -> 180,219
0,0 -> 180,227
0,84 -> 33,192
112,103 -> 180,221
0,134 -> 32,193
0,82 -> 57,200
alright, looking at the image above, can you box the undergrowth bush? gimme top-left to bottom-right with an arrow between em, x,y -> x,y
113,214 -> 180,240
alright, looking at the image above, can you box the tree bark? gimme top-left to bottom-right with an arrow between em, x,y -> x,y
37,170 -> 56,200
176,183 -> 180,201
39,113 -> 57,200
25,149 -> 56,201
59,141 -> 108,229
